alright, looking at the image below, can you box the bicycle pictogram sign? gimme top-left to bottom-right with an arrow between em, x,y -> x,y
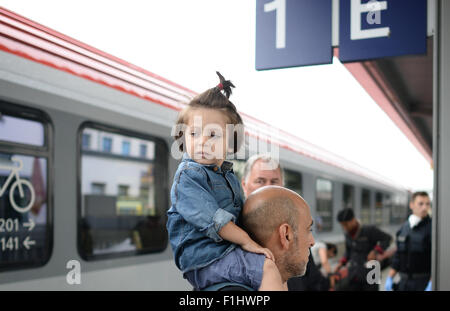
0,157 -> 35,213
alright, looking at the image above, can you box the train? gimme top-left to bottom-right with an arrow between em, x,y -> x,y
0,7 -> 409,290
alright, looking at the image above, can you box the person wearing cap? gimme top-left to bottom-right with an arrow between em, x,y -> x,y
333,208 -> 392,291
385,191 -> 432,291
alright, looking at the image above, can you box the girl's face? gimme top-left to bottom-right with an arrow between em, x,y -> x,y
185,108 -> 229,166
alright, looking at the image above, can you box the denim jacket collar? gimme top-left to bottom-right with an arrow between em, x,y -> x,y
182,153 -> 234,174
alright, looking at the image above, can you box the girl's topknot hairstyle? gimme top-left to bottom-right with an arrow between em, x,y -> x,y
173,71 -> 244,154
215,71 -> 235,99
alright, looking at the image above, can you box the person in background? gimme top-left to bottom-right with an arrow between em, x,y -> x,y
311,241 -> 337,277
334,208 -> 392,291
385,191 -> 432,291
241,153 -> 283,198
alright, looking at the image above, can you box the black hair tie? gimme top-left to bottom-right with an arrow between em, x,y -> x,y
215,71 -> 235,99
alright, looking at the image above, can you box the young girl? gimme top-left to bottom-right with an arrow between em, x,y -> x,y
167,72 -> 285,291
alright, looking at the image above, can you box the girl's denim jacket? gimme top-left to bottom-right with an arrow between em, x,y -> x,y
167,153 -> 244,273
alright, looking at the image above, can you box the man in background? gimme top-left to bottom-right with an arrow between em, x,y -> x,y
385,191 -> 432,291
334,208 -> 392,291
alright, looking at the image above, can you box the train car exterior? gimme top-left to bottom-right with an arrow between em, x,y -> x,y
0,8 -> 409,290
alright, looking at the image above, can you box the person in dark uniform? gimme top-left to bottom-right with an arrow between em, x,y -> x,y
333,208 -> 392,291
385,191 -> 432,291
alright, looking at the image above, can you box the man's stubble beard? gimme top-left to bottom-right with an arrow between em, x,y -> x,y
279,236 -> 308,278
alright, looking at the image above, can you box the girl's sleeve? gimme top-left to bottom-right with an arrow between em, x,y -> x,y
173,167 -> 236,243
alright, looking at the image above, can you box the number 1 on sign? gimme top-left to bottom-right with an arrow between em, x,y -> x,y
264,0 -> 286,49
0,237 -> 19,251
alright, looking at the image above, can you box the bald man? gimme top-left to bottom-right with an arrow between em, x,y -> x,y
241,155 -> 329,291
242,186 -> 315,284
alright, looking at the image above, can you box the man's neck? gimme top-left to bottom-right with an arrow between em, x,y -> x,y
348,221 -> 360,239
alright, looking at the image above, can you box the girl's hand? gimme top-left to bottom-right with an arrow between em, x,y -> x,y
241,240 -> 275,262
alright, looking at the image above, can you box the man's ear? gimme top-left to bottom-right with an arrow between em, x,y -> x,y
278,223 -> 291,250
241,179 -> 247,198
409,200 -> 414,211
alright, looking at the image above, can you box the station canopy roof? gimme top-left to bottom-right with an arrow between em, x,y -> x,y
341,38 -> 433,165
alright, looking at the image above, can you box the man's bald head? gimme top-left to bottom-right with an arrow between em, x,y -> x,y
242,186 -> 308,246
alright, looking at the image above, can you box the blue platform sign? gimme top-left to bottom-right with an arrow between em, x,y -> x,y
255,0 -> 332,70
339,0 -> 427,62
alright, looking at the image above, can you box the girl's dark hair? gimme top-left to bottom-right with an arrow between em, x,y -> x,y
173,72 -> 244,154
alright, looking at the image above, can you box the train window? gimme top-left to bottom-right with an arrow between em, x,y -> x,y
91,182 -> 106,195
140,144 -> 147,158
102,137 -> 113,153
121,141 -> 131,156
384,194 -> 392,225
78,124 -> 168,260
0,105 -> 52,271
361,189 -> 371,225
343,184 -> 354,209
82,133 -> 91,150
284,169 -> 302,196
391,193 -> 408,224
375,192 -> 383,226
316,178 -> 333,232
0,114 -> 45,147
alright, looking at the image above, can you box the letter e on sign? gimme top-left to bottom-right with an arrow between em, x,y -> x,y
339,0 -> 427,62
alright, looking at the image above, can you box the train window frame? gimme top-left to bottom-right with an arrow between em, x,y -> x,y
315,178 -> 333,232
77,122 -> 169,261
0,101 -> 54,272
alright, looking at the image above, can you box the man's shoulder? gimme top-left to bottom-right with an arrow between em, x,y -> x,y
361,224 -> 390,236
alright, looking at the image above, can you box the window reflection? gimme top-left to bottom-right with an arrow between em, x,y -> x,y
316,178 -> 333,232
285,169 -> 302,196
375,192 -> 383,226
79,127 -> 166,259
343,184 -> 354,209
391,193 -> 408,224
0,107 -> 51,271
0,153 -> 49,268
384,194 -> 392,226
361,189 -> 371,225
0,114 -> 44,146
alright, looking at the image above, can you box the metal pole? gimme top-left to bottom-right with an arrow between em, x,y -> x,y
433,0 -> 450,290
